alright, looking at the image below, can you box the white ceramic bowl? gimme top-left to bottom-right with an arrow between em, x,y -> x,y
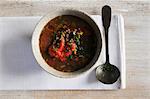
32,9 -> 102,78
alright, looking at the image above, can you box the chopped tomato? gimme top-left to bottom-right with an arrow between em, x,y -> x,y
71,42 -> 76,51
65,50 -> 72,57
60,56 -> 66,62
74,50 -> 77,55
56,51 -> 61,57
49,47 -> 56,57
57,37 -> 65,52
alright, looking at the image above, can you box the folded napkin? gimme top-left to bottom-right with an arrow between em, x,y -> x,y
0,15 -> 125,90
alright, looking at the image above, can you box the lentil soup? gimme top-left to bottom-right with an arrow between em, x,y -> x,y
39,15 -> 97,72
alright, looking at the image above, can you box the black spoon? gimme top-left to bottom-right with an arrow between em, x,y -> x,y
96,5 -> 120,84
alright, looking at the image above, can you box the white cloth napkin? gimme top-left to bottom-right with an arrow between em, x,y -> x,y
0,15 -> 126,90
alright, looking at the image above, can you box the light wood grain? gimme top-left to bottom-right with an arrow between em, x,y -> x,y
0,0 -> 150,99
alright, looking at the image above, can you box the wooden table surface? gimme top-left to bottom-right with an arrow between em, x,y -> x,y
0,0 -> 150,99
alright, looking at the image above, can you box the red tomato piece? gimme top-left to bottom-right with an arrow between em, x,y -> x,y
65,50 -> 72,57
71,42 -> 76,51
49,47 -> 56,57
58,37 -> 65,52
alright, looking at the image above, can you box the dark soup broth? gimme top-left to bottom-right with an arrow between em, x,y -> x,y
39,15 -> 97,72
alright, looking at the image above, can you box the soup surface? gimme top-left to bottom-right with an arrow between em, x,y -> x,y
39,15 -> 97,72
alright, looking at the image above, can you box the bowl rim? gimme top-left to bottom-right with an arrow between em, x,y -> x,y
31,9 -> 102,78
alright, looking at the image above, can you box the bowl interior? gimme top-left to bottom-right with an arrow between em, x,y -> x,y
32,9 -> 102,78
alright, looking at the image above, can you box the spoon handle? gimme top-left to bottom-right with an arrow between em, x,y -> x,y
102,5 -> 111,63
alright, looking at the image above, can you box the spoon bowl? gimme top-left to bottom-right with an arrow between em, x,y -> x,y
96,62 -> 120,84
